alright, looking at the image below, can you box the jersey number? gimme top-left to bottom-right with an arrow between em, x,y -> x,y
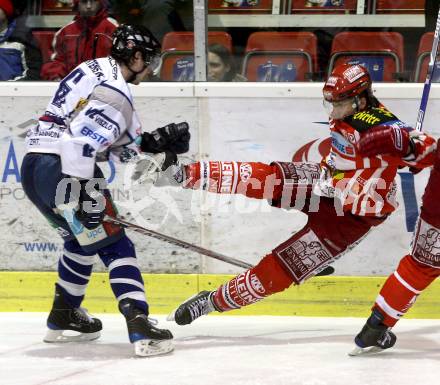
52,68 -> 86,108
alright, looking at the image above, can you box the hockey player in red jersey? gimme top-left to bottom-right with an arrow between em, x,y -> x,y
136,64 -> 437,352
350,136 -> 440,355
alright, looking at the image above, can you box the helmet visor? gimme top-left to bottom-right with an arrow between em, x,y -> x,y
144,53 -> 162,76
323,97 -> 357,120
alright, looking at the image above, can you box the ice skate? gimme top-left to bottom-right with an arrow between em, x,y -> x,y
167,290 -> 217,325
349,309 -> 397,356
119,298 -> 174,357
44,286 -> 102,343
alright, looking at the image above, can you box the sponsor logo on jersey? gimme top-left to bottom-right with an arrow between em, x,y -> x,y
343,65 -> 365,83
80,126 -> 109,146
28,138 -> 40,146
86,226 -> 105,240
86,59 -> 104,81
32,128 -> 61,139
249,273 -> 265,295
330,132 -> 355,157
74,98 -> 88,113
375,107 -> 395,118
239,163 -> 252,182
220,162 -> 234,193
352,111 -> 381,125
232,273 -> 261,305
56,227 -> 71,238
85,107 -> 120,136
342,131 -> 356,143
274,229 -> 333,283
207,161 -> 220,192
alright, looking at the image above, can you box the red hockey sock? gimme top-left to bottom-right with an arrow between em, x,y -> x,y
184,161 -> 283,200
374,254 -> 439,327
212,253 -> 294,311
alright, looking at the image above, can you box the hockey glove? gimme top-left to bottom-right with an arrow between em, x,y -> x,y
357,125 -> 412,158
140,122 -> 190,154
74,180 -> 106,230
409,166 -> 423,175
130,151 -> 184,186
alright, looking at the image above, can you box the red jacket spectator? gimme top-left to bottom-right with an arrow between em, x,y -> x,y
41,0 -> 118,80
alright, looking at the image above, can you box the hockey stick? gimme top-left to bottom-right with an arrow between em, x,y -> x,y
104,215 -> 335,276
415,8 -> 440,132
105,215 -> 253,269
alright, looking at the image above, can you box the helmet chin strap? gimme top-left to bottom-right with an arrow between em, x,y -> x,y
352,96 -> 360,112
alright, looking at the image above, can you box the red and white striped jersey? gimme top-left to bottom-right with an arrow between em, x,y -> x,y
318,106 -> 436,216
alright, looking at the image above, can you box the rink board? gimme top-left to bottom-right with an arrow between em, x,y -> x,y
1,271 -> 440,318
1,83 -> 440,276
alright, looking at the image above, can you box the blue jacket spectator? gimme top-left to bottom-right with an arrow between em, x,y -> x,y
0,0 -> 42,80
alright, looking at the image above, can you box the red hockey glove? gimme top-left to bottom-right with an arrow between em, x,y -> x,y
357,125 -> 411,158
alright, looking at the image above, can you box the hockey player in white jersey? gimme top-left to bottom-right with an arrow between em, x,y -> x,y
21,24 -> 189,357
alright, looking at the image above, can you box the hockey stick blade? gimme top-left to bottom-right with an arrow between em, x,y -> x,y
104,215 -> 334,276
317,265 -> 334,276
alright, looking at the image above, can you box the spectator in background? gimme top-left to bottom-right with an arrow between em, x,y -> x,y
109,0 -> 188,42
41,0 -> 118,81
208,43 -> 246,82
0,0 -> 42,80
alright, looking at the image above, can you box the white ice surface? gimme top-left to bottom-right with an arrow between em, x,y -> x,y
0,313 -> 439,385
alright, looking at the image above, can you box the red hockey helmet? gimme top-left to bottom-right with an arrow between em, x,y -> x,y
323,63 -> 372,103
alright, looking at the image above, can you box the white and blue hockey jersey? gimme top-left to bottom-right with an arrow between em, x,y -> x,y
26,56 -> 142,179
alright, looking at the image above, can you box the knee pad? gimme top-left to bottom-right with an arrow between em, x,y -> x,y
97,235 -> 136,267
273,227 -> 336,284
411,217 -> 440,269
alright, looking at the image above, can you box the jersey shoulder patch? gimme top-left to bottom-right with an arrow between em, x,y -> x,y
344,107 -> 398,133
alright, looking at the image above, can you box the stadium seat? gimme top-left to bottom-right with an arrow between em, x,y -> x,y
242,32 -> 318,82
414,32 -> 434,83
291,0 -> 357,14
32,30 -> 56,63
160,31 -> 233,81
208,0 -> 272,14
375,0 -> 425,14
328,32 -> 404,82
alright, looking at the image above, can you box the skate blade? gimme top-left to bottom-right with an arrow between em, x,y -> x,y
348,345 -> 385,356
44,329 -> 101,343
166,309 -> 176,322
134,339 -> 174,357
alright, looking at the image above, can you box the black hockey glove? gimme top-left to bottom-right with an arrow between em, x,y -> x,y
74,180 -> 106,230
140,122 -> 190,154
